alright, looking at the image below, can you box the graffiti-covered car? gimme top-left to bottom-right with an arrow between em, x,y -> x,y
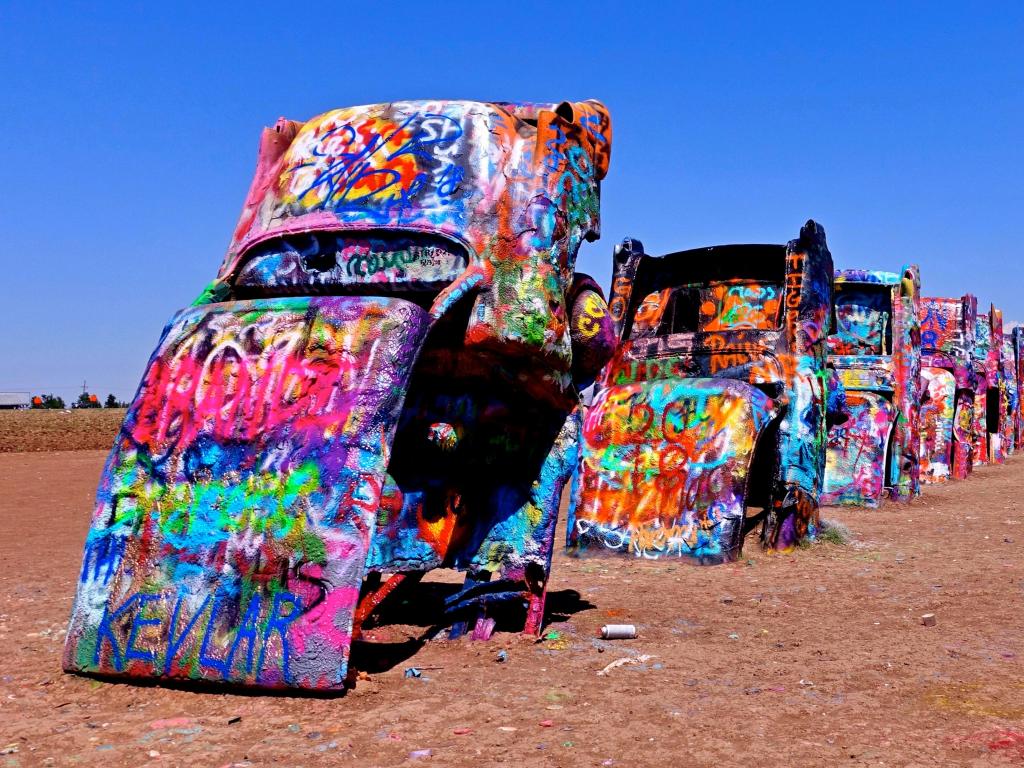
569,221 -> 833,563
919,295 -> 978,482
972,307 -> 1004,465
1013,327 -> 1024,449
63,100 -> 615,692
821,268 -> 921,506
1000,333 -> 1019,457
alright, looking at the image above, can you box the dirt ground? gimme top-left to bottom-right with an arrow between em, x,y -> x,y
0,410 -> 126,453
1,448 -> 1023,767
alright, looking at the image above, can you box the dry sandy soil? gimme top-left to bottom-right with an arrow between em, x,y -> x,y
1,445 -> 1023,767
0,410 -> 126,453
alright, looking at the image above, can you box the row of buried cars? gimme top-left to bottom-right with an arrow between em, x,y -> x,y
63,99 -> 1021,693
572,236 -> 1024,564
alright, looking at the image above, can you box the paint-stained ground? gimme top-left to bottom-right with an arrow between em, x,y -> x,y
1,450 -> 1023,767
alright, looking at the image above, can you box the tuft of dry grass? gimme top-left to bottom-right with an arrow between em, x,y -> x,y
818,517 -> 853,545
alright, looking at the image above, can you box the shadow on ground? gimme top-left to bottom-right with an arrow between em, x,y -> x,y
351,585 -> 595,672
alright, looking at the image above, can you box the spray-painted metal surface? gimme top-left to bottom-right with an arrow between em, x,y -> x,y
1000,333 -> 1018,457
972,307 -> 1004,466
64,99 -> 614,692
1013,327 -> 1024,450
918,295 -> 978,482
569,221 -> 833,563
822,268 -> 921,507
987,308 -> 1008,463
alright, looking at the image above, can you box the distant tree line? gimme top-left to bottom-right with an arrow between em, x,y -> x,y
31,394 -> 65,409
31,393 -> 128,409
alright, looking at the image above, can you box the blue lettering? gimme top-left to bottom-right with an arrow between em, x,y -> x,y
93,594 -> 140,671
225,593 -> 262,678
256,591 -> 302,683
198,590 -> 231,677
164,592 -> 210,674
80,534 -> 124,585
124,594 -> 162,665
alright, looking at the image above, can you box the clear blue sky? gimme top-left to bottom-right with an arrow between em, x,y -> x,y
2,3 -> 1021,401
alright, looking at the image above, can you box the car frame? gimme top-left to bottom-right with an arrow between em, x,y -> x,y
569,220 -> 833,564
1000,332 -> 1019,457
64,99 -> 615,692
1013,327 -> 1024,449
972,306 -> 1004,466
821,267 -> 922,507
918,294 -> 979,482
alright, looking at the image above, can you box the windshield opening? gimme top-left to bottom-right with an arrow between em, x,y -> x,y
630,280 -> 783,339
829,283 -> 893,356
625,245 -> 787,340
231,230 -> 469,305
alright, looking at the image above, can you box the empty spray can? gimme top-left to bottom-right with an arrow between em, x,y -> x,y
600,624 -> 637,639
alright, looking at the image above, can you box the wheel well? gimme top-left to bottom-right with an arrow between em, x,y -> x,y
743,415 -> 781,531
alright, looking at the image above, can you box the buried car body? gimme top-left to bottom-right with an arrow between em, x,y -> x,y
1012,327 -> 1024,450
1000,333 -> 1019,457
918,294 -> 979,482
972,307 -> 1004,466
569,221 -> 833,563
822,267 -> 922,507
63,99 -> 616,692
